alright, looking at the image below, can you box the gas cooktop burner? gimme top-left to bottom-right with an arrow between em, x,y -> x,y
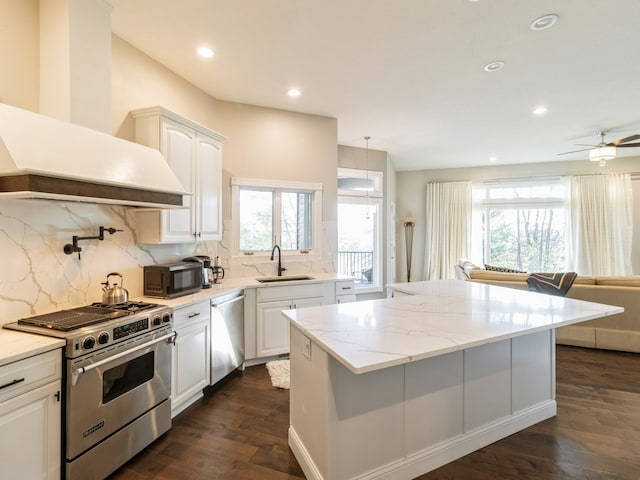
17,301 -> 163,331
90,301 -> 159,313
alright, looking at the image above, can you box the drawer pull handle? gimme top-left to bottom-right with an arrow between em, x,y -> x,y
0,378 -> 25,391
188,312 -> 201,318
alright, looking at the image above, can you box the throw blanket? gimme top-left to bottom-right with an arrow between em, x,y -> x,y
526,272 -> 578,297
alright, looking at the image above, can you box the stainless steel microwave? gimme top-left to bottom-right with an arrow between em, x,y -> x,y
143,262 -> 202,298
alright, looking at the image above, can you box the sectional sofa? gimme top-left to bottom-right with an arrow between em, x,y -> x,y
456,260 -> 640,354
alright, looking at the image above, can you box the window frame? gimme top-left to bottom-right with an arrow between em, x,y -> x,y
337,167 -> 384,294
472,177 -> 568,272
231,177 -> 323,261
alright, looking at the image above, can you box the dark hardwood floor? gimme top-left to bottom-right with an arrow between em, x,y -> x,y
109,346 -> 640,480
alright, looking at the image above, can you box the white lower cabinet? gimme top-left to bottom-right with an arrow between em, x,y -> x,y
335,279 -> 356,303
171,301 -> 211,417
254,283 -> 328,358
0,349 -> 62,480
257,296 -> 323,357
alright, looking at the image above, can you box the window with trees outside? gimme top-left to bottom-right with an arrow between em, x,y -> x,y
472,178 -> 568,273
231,178 -> 322,257
338,168 -> 384,293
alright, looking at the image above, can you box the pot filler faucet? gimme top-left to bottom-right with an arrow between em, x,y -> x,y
270,244 -> 286,276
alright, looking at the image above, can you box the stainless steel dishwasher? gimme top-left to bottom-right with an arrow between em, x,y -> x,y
210,290 -> 245,385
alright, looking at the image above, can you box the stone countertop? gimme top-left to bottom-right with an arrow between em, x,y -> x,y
1,273 -> 353,365
0,330 -> 64,367
136,273 -> 354,308
283,280 -> 624,375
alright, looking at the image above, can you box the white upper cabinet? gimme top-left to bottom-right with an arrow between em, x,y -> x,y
132,107 -> 225,244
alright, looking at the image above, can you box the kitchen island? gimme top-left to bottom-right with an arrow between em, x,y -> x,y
283,280 -> 623,480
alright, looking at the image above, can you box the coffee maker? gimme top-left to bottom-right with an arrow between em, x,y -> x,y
182,255 -> 213,289
211,256 -> 225,284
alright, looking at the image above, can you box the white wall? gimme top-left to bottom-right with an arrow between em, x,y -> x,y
396,157 -> 640,281
0,7 -> 340,322
0,0 -> 39,111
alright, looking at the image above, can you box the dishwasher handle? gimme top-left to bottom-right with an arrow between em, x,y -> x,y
211,294 -> 245,308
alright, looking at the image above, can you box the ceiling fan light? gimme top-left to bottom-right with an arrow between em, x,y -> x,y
589,145 -> 616,162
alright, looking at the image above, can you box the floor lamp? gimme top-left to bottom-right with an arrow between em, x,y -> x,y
403,216 -> 415,282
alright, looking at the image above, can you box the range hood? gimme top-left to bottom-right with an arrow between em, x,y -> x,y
0,103 -> 187,208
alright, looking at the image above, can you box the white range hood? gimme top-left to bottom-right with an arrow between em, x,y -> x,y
0,103 -> 187,208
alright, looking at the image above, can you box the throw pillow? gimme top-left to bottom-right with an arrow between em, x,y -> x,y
484,264 -> 526,274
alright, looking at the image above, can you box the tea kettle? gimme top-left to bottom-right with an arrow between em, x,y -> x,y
101,272 -> 129,305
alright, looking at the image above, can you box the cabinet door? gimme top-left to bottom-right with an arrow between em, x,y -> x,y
257,297 -> 324,357
257,299 -> 292,357
0,380 -> 61,480
172,317 -> 210,417
161,117 -> 197,242
195,134 -> 222,241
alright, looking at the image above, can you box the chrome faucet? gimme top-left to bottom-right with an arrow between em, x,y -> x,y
270,244 -> 286,276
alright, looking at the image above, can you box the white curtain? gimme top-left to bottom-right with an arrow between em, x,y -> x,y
424,181 -> 472,279
568,173 -> 633,275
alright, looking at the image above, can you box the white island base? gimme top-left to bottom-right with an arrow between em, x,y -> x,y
289,326 -> 555,480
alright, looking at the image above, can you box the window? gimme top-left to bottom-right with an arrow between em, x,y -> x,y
338,168 -> 384,293
232,178 -> 322,256
472,178 -> 568,272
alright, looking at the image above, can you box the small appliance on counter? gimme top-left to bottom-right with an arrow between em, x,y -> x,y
183,255 -> 214,289
143,261 -> 202,298
212,256 -> 225,284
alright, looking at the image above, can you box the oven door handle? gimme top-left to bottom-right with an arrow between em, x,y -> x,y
71,331 -> 178,387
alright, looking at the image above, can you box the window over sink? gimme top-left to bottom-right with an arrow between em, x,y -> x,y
231,178 -> 322,258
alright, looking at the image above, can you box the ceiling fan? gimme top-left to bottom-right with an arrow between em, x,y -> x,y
558,131 -> 640,166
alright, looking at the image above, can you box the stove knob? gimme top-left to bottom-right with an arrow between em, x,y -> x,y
98,332 -> 110,345
152,315 -> 162,326
83,336 -> 96,350
162,312 -> 172,323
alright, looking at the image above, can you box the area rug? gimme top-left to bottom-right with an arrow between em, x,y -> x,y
265,359 -> 290,389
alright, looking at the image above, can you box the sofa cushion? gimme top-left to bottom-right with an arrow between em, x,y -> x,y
595,276 -> 640,287
573,275 -> 596,285
484,264 -> 527,273
469,270 -> 530,282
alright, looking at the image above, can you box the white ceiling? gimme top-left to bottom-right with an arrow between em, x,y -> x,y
109,0 -> 640,171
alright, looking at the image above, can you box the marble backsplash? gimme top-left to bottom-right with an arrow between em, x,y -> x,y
0,199 -> 336,324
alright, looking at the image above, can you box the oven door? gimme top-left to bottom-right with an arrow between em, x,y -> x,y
65,327 -> 174,460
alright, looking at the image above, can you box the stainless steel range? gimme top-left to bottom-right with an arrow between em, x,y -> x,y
5,301 -> 176,480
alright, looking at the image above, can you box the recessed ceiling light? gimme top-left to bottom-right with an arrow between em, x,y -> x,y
287,88 -> 301,97
530,14 -> 559,31
197,46 -> 214,58
533,106 -> 548,115
484,61 -> 505,72
489,156 -> 497,162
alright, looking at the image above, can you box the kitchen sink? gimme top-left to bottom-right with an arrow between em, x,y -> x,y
256,275 -> 316,283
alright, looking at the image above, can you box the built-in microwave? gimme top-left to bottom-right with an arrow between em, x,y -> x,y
143,262 -> 202,298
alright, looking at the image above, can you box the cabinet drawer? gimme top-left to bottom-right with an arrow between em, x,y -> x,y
257,283 -> 324,302
335,280 -> 355,296
0,349 -> 61,402
174,301 -> 211,329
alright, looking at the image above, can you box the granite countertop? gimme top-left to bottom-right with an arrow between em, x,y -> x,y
283,279 -> 624,375
0,330 -> 64,368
